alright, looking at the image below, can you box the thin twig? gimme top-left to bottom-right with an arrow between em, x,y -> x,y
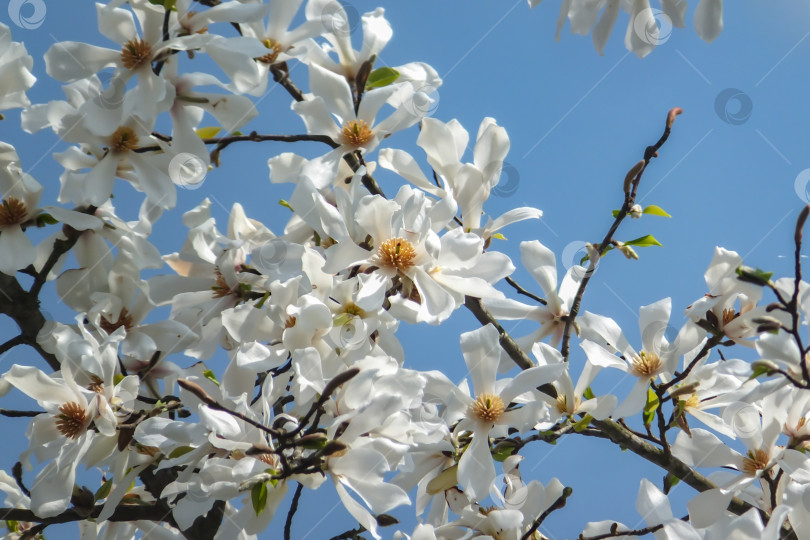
284,483 -> 304,540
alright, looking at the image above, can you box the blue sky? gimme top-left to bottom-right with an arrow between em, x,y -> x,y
3,1 -> 810,538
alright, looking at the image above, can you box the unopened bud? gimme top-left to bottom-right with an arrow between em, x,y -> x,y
624,160 -> 646,194
629,204 -> 643,219
668,382 -> 700,399
321,440 -> 349,457
666,107 -> 683,128
616,242 -> 639,260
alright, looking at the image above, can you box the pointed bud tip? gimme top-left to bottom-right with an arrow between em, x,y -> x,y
666,107 -> 683,128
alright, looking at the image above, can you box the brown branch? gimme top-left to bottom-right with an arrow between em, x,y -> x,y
560,108 -> 682,361
520,486 -> 572,540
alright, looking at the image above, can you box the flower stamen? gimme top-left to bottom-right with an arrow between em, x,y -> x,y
469,393 -> 505,423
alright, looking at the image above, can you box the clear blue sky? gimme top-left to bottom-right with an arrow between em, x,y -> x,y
2,1 -> 810,538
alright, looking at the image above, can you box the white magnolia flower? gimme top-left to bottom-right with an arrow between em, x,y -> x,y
0,23 -> 36,111
580,298 -> 701,419
450,324 -> 564,501
324,186 -> 513,324
0,143 -> 103,275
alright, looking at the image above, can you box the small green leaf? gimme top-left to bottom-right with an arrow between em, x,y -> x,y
624,234 -> 663,248
643,388 -> 659,427
196,126 -> 221,139
251,482 -> 267,516
35,213 -> 59,227
643,205 -> 672,217
572,414 -> 593,432
582,387 -> 595,401
492,441 -> 517,462
364,67 -> 400,90
169,446 -> 194,459
203,369 -> 220,386
612,209 -> 621,218
491,232 -> 507,240
279,199 -> 294,212
736,266 -> 773,286
94,479 -> 113,501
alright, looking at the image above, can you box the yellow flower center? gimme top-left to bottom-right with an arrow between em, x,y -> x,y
722,308 -> 737,327
109,126 -> 139,154
469,393 -> 505,423
0,198 -> 29,227
120,38 -> 153,70
555,395 -> 580,415
377,238 -> 416,271
257,38 -> 283,64
341,120 -> 374,147
683,393 -> 700,410
741,448 -> 770,475
55,402 -> 88,439
630,350 -> 662,378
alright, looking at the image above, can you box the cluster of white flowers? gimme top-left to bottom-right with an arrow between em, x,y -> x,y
0,2 -> 807,540
532,0 -> 724,57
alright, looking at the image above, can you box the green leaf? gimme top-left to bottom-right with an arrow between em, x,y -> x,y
279,199 -> 294,212
364,67 -> 400,90
612,209 -> 620,218
35,213 -> 59,227
572,414 -> 593,432
643,205 -> 672,217
643,388 -> 659,427
196,126 -> 221,139
94,479 -> 113,501
169,446 -> 194,459
491,232 -> 507,240
736,266 -> 773,286
624,234 -> 663,248
582,387 -> 595,401
492,441 -> 517,462
251,482 -> 267,516
203,369 -> 220,386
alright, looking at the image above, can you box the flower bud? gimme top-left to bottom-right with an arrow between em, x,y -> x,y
629,204 -> 643,219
